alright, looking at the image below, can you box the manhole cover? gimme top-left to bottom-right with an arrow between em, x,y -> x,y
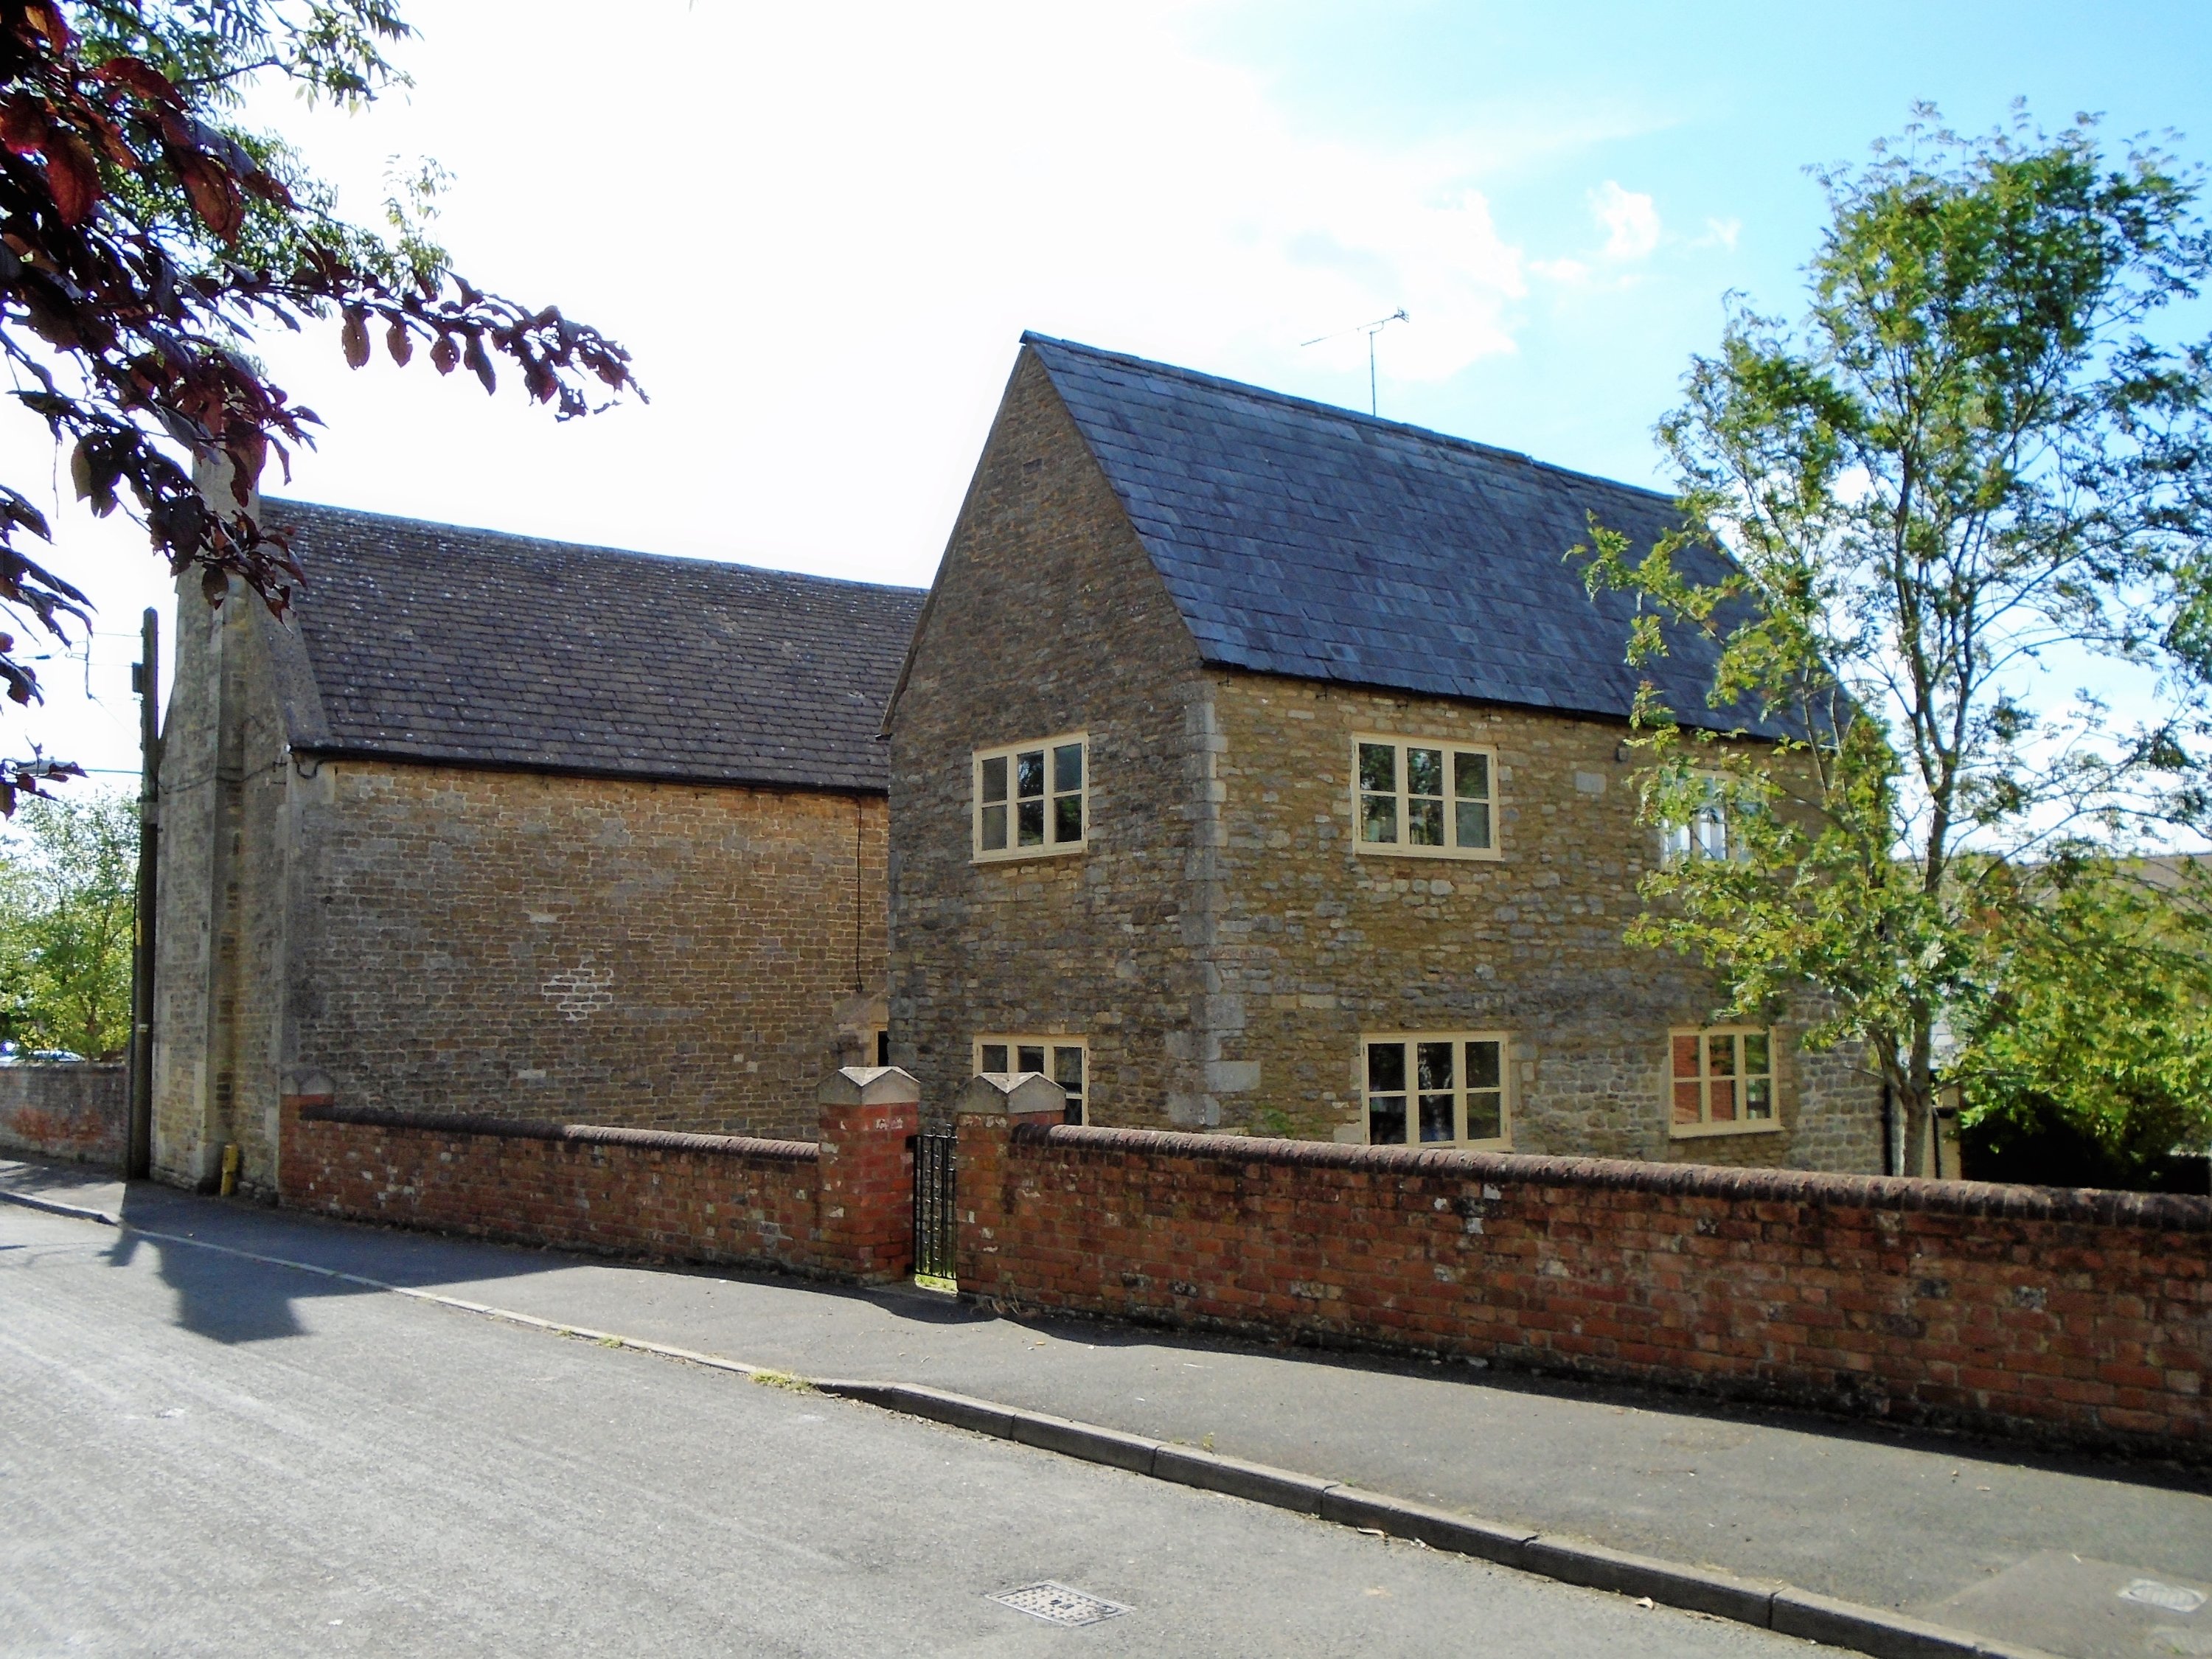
990,1582 -> 1129,1627
2124,1580 -> 2209,1615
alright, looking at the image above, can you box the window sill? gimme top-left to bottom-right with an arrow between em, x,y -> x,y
973,844 -> 1088,866
1371,1138 -> 1514,1152
1354,844 -> 1503,863
1669,1118 -> 1781,1140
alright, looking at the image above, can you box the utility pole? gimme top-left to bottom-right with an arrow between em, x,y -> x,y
125,606 -> 159,1180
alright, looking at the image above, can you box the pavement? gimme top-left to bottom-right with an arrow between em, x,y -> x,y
6,1157 -> 2210,1659
1,1198 -> 1818,1658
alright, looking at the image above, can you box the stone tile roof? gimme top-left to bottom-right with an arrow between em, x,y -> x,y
1026,333 -> 1787,737
260,498 -> 923,792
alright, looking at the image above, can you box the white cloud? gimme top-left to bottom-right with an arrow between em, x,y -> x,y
0,0 -> 1657,775
1591,180 -> 1661,260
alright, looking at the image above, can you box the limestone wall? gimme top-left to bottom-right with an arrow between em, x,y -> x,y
1205,671 -> 1882,1169
888,345 -> 1882,1169
888,349 -> 1213,1125
282,760 -> 887,1144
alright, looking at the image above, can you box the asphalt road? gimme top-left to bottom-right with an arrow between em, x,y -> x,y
0,1203 -> 1806,1658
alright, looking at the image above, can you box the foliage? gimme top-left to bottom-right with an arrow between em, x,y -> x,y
0,1 -> 639,807
1952,855 -> 2212,1181
0,783 -> 134,1055
1576,105 -> 2212,1173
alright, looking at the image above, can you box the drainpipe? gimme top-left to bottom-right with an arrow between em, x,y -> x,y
1879,1079 -> 1895,1178
125,607 -> 160,1180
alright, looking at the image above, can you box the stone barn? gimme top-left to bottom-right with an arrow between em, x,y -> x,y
885,334 -> 1882,1169
153,498 -> 922,1196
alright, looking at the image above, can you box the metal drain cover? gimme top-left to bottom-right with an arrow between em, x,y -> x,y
990,1582 -> 1129,1627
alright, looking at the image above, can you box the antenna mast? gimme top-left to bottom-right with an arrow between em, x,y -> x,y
1301,308 -> 1408,416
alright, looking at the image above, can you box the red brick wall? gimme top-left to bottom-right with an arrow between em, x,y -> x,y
960,1119 -> 2212,1457
0,1064 -> 125,1166
281,1093 -> 914,1281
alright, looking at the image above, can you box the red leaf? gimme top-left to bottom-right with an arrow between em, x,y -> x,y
44,128 -> 100,225
385,320 -> 413,366
0,94 -> 49,156
430,334 -> 459,375
462,334 -> 495,394
21,2 -> 72,50
94,56 -> 177,105
341,306 -> 369,369
172,150 -> 243,241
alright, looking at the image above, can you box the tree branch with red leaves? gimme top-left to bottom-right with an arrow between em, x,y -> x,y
0,0 -> 641,810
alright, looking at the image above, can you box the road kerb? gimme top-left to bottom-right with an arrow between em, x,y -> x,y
0,1186 -> 120,1226
1521,1536 -> 1781,1627
1,1203 -> 2065,1659
1770,1587 -> 1987,1658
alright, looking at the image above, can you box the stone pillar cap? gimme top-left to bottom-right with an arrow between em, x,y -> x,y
817,1065 -> 922,1107
957,1071 -> 1066,1116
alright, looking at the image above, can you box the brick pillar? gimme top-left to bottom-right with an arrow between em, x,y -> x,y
274,1069 -> 334,1207
815,1065 -> 920,1281
953,1071 -> 1066,1298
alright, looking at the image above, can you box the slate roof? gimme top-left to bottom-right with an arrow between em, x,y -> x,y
259,499 -> 923,791
1024,333 -> 1785,737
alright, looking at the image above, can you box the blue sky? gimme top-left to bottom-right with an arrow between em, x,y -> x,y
7,0 -> 2209,778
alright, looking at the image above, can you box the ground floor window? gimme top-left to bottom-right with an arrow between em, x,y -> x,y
1362,1034 -> 1510,1149
974,1034 -> 1087,1124
1669,1028 -> 1777,1136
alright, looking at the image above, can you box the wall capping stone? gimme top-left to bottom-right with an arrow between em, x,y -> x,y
1014,1122 -> 2212,1231
295,1101 -> 818,1164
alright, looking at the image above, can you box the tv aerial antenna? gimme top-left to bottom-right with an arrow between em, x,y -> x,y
1301,308 -> 1408,416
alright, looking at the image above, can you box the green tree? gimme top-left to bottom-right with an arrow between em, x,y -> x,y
0,785 -> 135,1056
1952,855 -> 2212,1186
1577,106 -> 2212,1175
0,1 -> 637,805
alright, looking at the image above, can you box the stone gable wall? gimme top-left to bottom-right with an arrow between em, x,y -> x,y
888,349 -> 1211,1124
888,349 -> 1879,1167
285,760 -> 887,1144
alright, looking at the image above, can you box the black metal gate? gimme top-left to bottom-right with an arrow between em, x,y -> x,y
911,1130 -> 957,1286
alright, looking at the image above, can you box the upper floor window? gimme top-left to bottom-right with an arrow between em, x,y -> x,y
1660,776 -> 1743,866
1363,1032 -> 1511,1149
1669,1028 -> 1776,1136
1354,736 -> 1498,860
975,1034 -> 1086,1124
974,734 -> 1087,861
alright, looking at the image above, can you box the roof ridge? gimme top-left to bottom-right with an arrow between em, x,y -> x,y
262,496 -> 925,599
1018,331 -> 1677,507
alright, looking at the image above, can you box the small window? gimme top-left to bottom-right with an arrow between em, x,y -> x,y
1353,736 -> 1498,860
1361,1033 -> 1510,1149
975,734 -> 1088,861
1660,776 -> 1742,866
974,1034 -> 1087,1124
873,1029 -> 890,1068
1669,1028 -> 1778,1136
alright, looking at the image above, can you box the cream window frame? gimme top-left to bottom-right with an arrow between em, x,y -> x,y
1360,1032 -> 1512,1150
973,1034 -> 1088,1124
1668,1026 -> 1780,1138
973,734 -> 1089,863
1351,734 -> 1501,861
1660,774 -> 1746,866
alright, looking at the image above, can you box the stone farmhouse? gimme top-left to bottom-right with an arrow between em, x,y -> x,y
884,334 -> 1882,1171
153,498 -> 922,1196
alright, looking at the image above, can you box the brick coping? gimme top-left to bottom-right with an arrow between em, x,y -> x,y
1013,1123 -> 2212,1231
297,1102 -> 818,1164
